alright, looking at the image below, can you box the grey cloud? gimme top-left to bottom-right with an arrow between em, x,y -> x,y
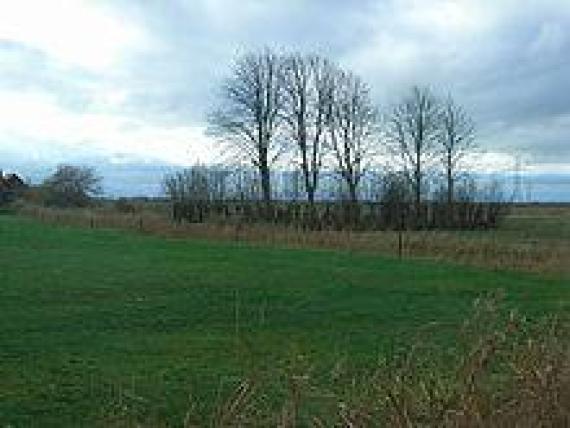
99,0 -> 381,124
337,1 -> 570,163
0,41 -> 101,112
2,0 -> 570,168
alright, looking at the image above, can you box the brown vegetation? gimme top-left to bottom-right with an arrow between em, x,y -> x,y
169,200 -> 505,231
97,294 -> 570,427
15,203 -> 570,275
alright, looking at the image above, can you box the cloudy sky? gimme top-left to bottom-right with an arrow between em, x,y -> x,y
1,0 -> 569,179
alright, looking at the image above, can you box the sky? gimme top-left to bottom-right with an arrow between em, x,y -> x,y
1,0 -> 569,196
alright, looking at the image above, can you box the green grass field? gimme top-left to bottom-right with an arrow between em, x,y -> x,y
1,214 -> 568,425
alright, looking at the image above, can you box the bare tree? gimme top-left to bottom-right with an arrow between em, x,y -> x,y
326,70 -> 379,203
42,164 -> 102,208
208,49 -> 285,204
164,164 -> 234,203
386,86 -> 441,213
163,165 -> 210,203
282,53 -> 333,204
438,95 -> 476,206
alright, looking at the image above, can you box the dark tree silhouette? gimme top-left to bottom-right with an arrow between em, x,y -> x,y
208,49 -> 285,204
42,164 -> 101,208
163,165 -> 210,203
326,70 -> 379,203
439,95 -> 476,206
282,53 -> 334,205
386,86 -> 441,214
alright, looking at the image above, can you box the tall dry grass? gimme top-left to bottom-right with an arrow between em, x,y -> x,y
16,203 -> 569,275
95,293 -> 569,427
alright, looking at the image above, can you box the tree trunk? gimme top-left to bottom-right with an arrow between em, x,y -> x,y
447,152 -> 454,228
447,152 -> 453,206
306,184 -> 315,205
348,181 -> 358,204
414,141 -> 422,217
414,168 -> 422,228
347,182 -> 359,229
259,141 -> 272,204
260,167 -> 271,203
301,143 -> 315,205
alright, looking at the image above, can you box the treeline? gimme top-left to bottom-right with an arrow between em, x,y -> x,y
165,48 -> 505,230
163,165 -> 506,230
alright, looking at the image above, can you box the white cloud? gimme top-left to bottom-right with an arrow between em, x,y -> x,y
0,89 -> 214,165
0,0 -> 144,71
342,0 -> 496,100
403,0 -> 491,36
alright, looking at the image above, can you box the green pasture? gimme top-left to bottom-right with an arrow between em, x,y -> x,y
0,215 -> 567,425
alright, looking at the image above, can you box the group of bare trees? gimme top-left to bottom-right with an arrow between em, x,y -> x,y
208,49 -> 477,213
165,48 -> 495,229
208,49 -> 382,206
385,87 -> 476,222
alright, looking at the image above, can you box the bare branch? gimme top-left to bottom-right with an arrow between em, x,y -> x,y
208,49 -> 286,202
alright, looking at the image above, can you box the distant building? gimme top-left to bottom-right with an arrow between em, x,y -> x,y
0,171 -> 27,204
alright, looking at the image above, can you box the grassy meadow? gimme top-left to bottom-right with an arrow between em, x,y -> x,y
1,211 -> 569,425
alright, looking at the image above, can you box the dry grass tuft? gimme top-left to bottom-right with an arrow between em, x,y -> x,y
191,294 -> 570,427
92,295 -> 570,427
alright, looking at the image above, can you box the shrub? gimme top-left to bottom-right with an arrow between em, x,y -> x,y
41,164 -> 102,208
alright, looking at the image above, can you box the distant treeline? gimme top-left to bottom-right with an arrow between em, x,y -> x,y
164,165 -> 507,230
171,199 -> 505,231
